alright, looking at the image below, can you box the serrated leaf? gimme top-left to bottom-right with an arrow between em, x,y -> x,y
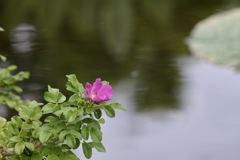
15,141 -> 25,155
90,127 -> 102,143
82,143 -> 92,159
104,105 -> 115,118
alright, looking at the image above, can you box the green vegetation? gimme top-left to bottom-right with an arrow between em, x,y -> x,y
0,55 -> 125,159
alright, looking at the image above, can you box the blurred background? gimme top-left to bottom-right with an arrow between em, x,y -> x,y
1,0 -> 240,160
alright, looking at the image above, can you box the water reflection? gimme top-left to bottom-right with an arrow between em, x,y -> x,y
134,48 -> 180,110
0,0 -> 239,159
11,23 -> 37,53
77,57 -> 240,160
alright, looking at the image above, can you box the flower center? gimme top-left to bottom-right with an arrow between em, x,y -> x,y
90,92 -> 96,99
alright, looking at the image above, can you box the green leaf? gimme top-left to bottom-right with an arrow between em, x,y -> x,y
81,125 -> 89,140
98,118 -> 105,124
7,155 -> 20,160
104,105 -> 115,118
0,27 -> 4,31
59,130 -> 69,142
46,155 -> 59,160
102,81 -> 109,85
42,103 -> 56,114
40,146 -> 52,156
86,107 -> 93,114
82,118 -> 92,123
94,109 -> 102,119
0,140 -> 5,147
19,109 -> 31,120
90,127 -> 102,143
110,103 -> 126,111
39,130 -> 51,143
7,65 -> 17,71
52,147 -> 61,155
9,136 -> 22,142
68,93 -> 80,103
90,142 -> 106,152
44,86 -> 66,103
15,141 -> 25,155
11,116 -> 23,128
66,134 -> 76,148
1,128 -> 12,139
31,106 -> 42,120
70,130 -> 82,140
24,142 -> 35,152
66,110 -> 77,123
44,92 -> 58,103
8,123 -> 19,135
0,117 -> 6,128
66,74 -> 85,93
82,142 -> 92,159
31,153 -> 42,160
57,92 -> 66,103
59,151 -> 79,160
0,54 -> 6,61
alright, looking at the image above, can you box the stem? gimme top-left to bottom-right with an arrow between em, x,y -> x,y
0,148 -> 12,157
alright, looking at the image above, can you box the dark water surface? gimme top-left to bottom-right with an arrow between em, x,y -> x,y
0,1 -> 240,160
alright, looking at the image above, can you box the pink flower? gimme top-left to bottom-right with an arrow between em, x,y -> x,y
84,78 -> 113,102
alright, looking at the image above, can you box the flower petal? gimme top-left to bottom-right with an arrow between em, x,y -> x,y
98,85 -> 113,101
92,78 -> 102,92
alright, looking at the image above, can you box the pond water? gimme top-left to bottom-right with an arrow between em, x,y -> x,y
1,1 -> 240,160
84,57 -> 240,160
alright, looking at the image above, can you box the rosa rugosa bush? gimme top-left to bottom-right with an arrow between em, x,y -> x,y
0,55 -> 125,160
